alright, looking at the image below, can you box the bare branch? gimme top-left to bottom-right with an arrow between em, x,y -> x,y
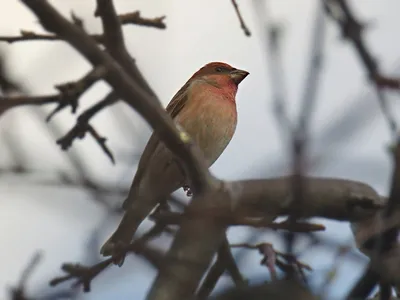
119,11 -> 166,29
50,225 -> 166,292
0,29 -> 103,44
56,91 -> 118,163
197,239 -> 247,299
0,11 -> 165,44
95,0 -> 159,99
230,243 -> 312,281
348,140 -> 400,297
0,66 -> 106,120
324,0 -> 399,137
231,0 -> 251,36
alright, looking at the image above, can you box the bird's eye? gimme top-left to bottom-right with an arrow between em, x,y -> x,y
215,67 -> 224,72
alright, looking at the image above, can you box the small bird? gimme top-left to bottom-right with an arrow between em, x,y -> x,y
100,62 -> 249,265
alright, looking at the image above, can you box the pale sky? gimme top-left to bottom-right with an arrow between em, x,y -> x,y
1,0 -> 400,299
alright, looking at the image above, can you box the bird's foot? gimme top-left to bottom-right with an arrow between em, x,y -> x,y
100,239 -> 129,267
183,185 -> 193,197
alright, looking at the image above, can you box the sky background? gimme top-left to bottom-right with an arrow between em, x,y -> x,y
1,0 -> 400,299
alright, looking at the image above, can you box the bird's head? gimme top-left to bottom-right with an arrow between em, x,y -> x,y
190,62 -> 249,90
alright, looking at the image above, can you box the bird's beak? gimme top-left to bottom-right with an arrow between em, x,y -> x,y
230,69 -> 249,85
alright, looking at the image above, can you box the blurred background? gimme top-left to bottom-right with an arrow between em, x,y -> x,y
0,0 -> 399,299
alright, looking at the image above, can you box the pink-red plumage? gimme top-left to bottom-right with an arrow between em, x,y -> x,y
100,62 -> 249,265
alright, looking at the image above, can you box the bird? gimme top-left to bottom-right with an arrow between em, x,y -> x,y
100,62 -> 249,265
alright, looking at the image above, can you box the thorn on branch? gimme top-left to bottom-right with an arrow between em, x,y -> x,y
88,125 -> 115,164
231,0 -> 251,36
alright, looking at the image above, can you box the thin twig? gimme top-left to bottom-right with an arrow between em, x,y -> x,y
0,66 -> 106,120
0,11 -> 166,44
50,224 -> 166,292
230,243 -> 312,281
231,0 -> 251,36
0,29 -> 103,44
9,252 -> 44,300
119,11 -> 166,29
56,91 -> 118,163
324,0 -> 399,138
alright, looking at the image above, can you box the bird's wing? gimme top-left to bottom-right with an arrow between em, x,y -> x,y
136,81 -> 190,177
123,82 -> 190,209
165,81 -> 190,118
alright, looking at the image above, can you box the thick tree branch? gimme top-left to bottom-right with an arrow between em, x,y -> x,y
21,0 -> 212,193
151,211 -> 324,232
230,243 -> 312,282
95,0 -> 158,99
147,176 -> 382,300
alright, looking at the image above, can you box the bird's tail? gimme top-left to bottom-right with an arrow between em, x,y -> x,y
100,198 -> 155,266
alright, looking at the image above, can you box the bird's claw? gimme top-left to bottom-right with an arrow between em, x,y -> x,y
100,240 -> 128,267
183,185 -> 193,197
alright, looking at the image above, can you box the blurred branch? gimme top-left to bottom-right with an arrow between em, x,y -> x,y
324,0 -> 399,137
151,210 -> 325,232
349,140 -> 400,298
210,279 -> 318,300
0,65 -> 115,161
284,1 -> 326,276
231,0 -> 251,36
231,243 -> 312,282
50,224 -> 166,292
8,252 -> 72,300
0,51 -> 23,94
267,21 -> 291,142
197,239 -> 247,299
33,108 -> 122,211
0,66 -> 106,120
9,252 -> 43,300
